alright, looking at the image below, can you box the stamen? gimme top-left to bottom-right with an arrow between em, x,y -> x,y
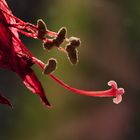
65,44 -> 79,64
0,7 -> 57,40
53,27 -> 67,47
37,19 -> 47,39
43,58 -> 57,75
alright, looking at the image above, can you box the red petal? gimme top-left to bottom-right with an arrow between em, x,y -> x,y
17,67 -> 51,107
0,93 -> 13,108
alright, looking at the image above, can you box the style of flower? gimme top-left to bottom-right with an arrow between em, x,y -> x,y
0,0 -> 125,108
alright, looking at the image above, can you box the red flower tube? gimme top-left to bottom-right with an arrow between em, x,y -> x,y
0,0 -> 125,108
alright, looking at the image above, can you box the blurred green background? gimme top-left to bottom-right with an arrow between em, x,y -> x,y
0,0 -> 140,140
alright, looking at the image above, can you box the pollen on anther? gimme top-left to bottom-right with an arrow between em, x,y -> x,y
43,58 -> 57,75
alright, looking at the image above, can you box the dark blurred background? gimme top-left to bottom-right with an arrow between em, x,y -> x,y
0,0 -> 140,140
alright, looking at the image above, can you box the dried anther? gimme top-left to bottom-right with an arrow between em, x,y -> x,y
43,27 -> 67,51
65,37 -> 81,64
68,37 -> 81,47
44,58 -> 57,75
53,27 -> 67,47
65,44 -> 78,64
37,19 -> 47,39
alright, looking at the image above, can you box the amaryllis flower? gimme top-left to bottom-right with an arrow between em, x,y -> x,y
0,0 -> 125,108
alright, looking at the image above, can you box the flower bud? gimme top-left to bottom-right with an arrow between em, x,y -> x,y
43,58 -> 57,75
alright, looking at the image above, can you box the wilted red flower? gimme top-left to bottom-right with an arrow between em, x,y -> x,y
0,0 -> 125,108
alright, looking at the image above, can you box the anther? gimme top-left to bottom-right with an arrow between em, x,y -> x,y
43,39 -> 54,50
37,19 -> 47,39
53,27 -> 67,47
68,37 -> 81,47
65,44 -> 78,64
43,58 -> 57,75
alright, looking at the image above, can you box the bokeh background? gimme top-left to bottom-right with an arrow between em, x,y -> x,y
0,0 -> 140,140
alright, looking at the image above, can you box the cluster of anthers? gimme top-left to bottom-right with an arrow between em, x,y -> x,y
14,19 -> 81,65
0,0 -> 125,109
